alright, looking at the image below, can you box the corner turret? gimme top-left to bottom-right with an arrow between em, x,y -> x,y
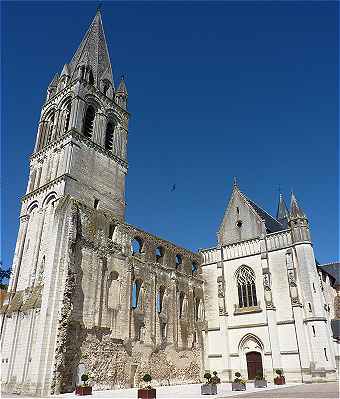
288,192 -> 311,243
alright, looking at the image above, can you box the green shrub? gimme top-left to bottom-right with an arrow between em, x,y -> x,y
255,372 -> 263,380
81,374 -> 89,385
142,373 -> 152,383
204,372 -> 212,383
275,369 -> 283,376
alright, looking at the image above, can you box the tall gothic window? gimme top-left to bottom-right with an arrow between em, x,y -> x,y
236,266 -> 257,308
156,286 -> 166,313
45,112 -> 55,146
64,101 -> 71,133
132,279 -> 143,309
105,121 -> 114,151
89,69 -> 95,85
83,105 -> 95,139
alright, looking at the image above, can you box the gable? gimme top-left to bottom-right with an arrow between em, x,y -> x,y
218,188 -> 265,245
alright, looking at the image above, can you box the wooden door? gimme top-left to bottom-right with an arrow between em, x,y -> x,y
246,351 -> 263,380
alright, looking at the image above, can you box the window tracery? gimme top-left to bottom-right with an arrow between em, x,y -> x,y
236,265 -> 257,308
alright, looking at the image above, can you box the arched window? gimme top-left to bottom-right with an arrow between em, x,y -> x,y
179,291 -> 187,319
45,112 -> 55,145
83,105 -> 95,139
104,121 -> 114,152
131,279 -> 143,309
175,254 -> 182,269
103,82 -> 110,96
131,237 -> 143,254
195,297 -> 204,321
156,286 -> 166,313
155,246 -> 164,263
192,261 -> 198,274
236,266 -> 257,308
63,100 -> 71,133
88,69 -> 95,85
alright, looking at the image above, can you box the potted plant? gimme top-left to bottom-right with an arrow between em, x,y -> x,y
75,373 -> 92,396
254,371 -> 267,388
274,369 -> 285,385
232,372 -> 246,391
210,371 -> 221,385
138,373 -> 156,399
201,372 -> 217,395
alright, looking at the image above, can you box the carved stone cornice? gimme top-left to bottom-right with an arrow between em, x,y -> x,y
21,174 -> 73,203
30,130 -> 128,170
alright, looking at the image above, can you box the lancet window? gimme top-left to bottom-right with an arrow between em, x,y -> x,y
83,105 -> 95,139
236,265 -> 258,308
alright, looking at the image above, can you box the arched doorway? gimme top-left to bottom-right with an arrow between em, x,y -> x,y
246,351 -> 263,380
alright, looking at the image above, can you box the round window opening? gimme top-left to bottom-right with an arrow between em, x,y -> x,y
236,220 -> 243,228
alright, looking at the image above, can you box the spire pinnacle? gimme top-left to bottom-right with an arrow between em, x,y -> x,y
290,192 -> 306,218
233,176 -> 238,188
68,10 -> 113,87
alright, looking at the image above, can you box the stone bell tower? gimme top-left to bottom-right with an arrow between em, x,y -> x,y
1,11 -> 129,395
30,9 -> 129,220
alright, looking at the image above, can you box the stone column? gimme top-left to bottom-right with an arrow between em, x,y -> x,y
8,215 -> 30,293
29,209 -> 46,287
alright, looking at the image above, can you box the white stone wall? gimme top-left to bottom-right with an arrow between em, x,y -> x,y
202,228 -> 338,383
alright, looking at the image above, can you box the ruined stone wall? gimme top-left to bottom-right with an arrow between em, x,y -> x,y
53,200 -> 206,393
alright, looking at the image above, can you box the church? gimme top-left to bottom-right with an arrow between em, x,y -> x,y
1,11 -> 339,396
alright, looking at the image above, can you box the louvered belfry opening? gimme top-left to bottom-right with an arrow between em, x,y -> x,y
64,101 -> 71,133
105,121 -> 114,151
83,106 -> 95,138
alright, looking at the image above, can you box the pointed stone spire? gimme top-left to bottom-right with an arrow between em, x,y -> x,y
276,193 -> 289,224
69,10 -> 113,87
290,192 -> 306,218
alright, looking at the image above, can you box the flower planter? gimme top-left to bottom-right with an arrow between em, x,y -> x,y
232,382 -> 246,391
274,376 -> 285,385
75,386 -> 92,395
201,384 -> 217,395
254,380 -> 267,388
137,388 -> 156,399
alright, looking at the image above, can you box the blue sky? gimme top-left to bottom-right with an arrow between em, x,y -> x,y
1,1 -> 338,268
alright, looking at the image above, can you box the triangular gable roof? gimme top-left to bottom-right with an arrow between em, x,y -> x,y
218,184 -> 285,245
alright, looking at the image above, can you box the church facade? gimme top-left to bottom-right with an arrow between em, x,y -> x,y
1,11 -> 339,396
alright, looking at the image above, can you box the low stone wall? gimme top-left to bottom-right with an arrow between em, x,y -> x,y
59,325 -> 201,392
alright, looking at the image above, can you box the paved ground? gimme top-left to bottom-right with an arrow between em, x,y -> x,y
52,382 -> 300,398
2,382 -> 338,398
227,382 -> 339,398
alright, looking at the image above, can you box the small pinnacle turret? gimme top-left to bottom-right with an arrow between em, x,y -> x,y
61,64 -> 70,77
116,76 -> 128,109
48,73 -> 59,88
288,192 -> 310,243
290,192 -> 306,219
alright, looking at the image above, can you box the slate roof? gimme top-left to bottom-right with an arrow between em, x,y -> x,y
246,197 -> 285,234
318,262 -> 340,283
